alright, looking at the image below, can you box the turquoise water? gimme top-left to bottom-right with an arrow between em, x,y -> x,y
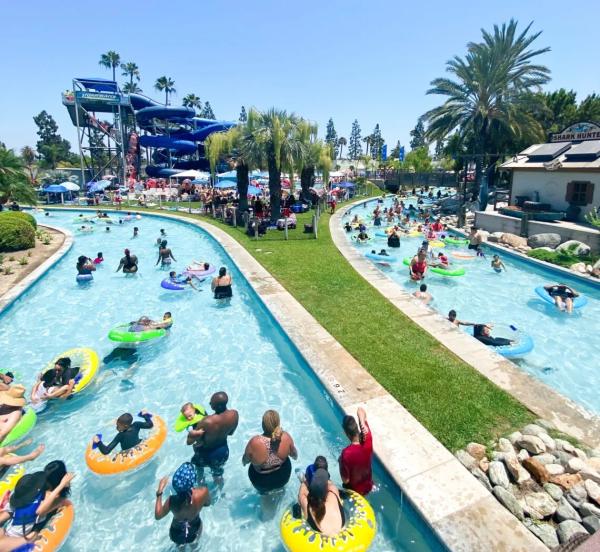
345,199 -> 600,414
0,209 -> 445,551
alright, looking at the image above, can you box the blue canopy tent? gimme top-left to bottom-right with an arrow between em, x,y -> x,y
247,185 -> 262,196
216,170 -> 237,182
214,181 -> 236,189
42,184 -> 69,204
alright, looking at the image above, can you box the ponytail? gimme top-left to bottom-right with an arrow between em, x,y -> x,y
271,425 -> 283,443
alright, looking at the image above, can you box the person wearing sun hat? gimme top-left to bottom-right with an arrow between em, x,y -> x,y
154,462 -> 210,546
0,385 -> 26,443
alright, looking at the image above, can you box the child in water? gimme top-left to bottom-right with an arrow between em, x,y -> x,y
93,410 -> 154,455
93,252 -> 104,265
132,227 -> 139,238
491,255 -> 506,273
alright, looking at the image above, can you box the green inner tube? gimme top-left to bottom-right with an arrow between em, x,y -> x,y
108,324 -> 166,343
443,237 -> 469,245
430,266 -> 466,277
0,408 -> 37,447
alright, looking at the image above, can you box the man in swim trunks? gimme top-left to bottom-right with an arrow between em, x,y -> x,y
468,226 -> 482,250
339,407 -> 373,496
544,283 -> 579,314
491,255 -> 506,273
413,284 -> 432,304
187,392 -> 238,485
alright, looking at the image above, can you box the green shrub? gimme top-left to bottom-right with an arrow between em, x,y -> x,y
18,257 -> 28,265
0,211 -> 37,229
527,248 -> 598,268
0,219 -> 36,252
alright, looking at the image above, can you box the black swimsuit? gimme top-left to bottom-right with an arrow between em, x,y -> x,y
214,284 -> 232,299
169,516 -> 202,545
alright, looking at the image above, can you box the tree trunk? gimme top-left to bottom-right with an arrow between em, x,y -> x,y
268,155 -> 281,222
300,166 -> 314,203
339,144 -> 344,158
236,162 -> 249,219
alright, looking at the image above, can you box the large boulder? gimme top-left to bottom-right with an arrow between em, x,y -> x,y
493,486 -> 525,521
500,233 -> 528,248
523,491 -> 558,519
556,240 -> 591,257
557,520 -> 588,543
527,233 -> 562,249
488,461 -> 510,488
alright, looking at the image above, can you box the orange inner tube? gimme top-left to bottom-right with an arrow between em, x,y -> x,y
452,252 -> 476,260
33,500 -> 74,551
85,415 -> 167,475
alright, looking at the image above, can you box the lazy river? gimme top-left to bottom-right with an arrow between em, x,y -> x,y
0,209 -> 446,551
345,198 -> 600,415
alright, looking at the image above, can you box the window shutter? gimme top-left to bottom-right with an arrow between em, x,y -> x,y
565,181 -> 575,202
585,182 -> 595,204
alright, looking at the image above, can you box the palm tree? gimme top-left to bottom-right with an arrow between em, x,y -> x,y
20,146 -> 37,184
362,135 -> 371,156
98,51 -> 121,81
0,147 -> 37,204
295,121 -> 331,202
154,77 -> 176,105
182,94 -> 202,114
121,62 -> 140,85
337,137 -> 347,159
422,19 -> 550,187
122,82 -> 143,94
243,108 -> 305,221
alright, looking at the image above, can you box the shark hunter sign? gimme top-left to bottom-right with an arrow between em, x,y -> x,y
550,122 -> 600,142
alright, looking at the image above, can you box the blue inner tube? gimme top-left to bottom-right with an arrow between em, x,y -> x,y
365,253 -> 397,263
534,286 -> 588,309
76,274 -> 93,283
161,278 -> 190,291
470,325 -> 534,358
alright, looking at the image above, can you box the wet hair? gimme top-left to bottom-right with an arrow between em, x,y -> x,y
204,263 -> 209,270
314,455 -> 328,471
97,252 -> 103,258
76,256 -> 88,270
117,413 -> 133,429
161,240 -> 167,248
124,249 -> 131,258
44,460 -> 70,498
308,490 -> 326,524
210,392 -> 228,414
160,229 -> 165,234
55,357 -> 71,369
342,415 -> 359,439
134,227 -> 139,231
448,309 -> 457,319
218,266 -> 227,278
420,284 -> 427,292
169,271 -> 176,277
41,370 -> 55,389
262,410 -> 282,442
164,311 -> 171,318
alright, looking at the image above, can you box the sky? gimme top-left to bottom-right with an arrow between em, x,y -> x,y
1,0 -> 599,155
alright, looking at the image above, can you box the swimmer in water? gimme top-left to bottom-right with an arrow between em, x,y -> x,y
491,255 -> 506,273
543,283 -> 579,314
116,249 -> 138,274
133,227 -> 139,238
447,310 -> 476,327
156,241 -> 176,267
93,252 -> 103,265
413,283 -> 432,305
169,271 -> 199,291
93,410 -> 154,455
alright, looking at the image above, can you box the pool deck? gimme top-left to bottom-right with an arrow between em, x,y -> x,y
24,208 -> 547,551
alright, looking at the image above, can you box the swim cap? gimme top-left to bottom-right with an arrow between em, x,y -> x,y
172,462 -> 196,494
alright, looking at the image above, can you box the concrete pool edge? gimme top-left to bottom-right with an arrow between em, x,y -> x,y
0,224 -> 73,314
331,200 -> 600,450
35,208 -> 545,551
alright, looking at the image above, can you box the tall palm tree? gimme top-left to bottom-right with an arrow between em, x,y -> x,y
20,146 -> 37,184
182,94 -> 202,114
154,77 -> 176,105
121,62 -> 140,89
122,82 -> 143,94
0,147 -> 37,204
293,120 -> 331,202
362,136 -> 371,156
423,19 -> 550,186
98,51 -> 121,81
337,137 -> 347,159
243,108 -> 305,221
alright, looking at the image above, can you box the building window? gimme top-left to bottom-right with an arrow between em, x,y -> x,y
565,181 -> 594,205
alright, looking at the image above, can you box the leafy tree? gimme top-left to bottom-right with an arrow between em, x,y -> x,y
576,93 -> 600,124
0,146 -> 37,204
362,135 -> 371,156
154,76 -> 176,105
404,147 -> 432,172
325,118 -> 338,159
409,119 -> 427,150
33,111 -> 74,169
200,101 -> 216,120
337,137 -> 347,159
293,120 -> 331,201
182,94 -> 202,114
239,106 -> 247,122
348,119 -> 362,159
121,62 -> 140,87
423,19 -> 550,188
98,51 -> 121,81
20,146 -> 37,184
122,82 -> 142,94
433,140 -> 445,160
370,124 -> 384,160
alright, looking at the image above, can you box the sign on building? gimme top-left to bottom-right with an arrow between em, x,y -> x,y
550,122 -> 600,143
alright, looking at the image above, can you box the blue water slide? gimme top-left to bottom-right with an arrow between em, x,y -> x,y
136,106 -> 196,127
139,135 -> 197,155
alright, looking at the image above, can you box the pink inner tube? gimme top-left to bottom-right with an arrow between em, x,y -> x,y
184,264 -> 217,278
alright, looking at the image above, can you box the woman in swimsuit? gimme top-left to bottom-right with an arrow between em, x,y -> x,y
156,240 -> 176,267
76,256 -> 95,276
155,462 -> 210,547
116,249 -> 138,274
544,283 -> 579,314
409,251 -> 428,281
243,410 -> 297,518
298,468 -> 345,536
211,267 -> 232,300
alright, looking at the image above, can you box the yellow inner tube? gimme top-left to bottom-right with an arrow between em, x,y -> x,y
280,490 -> 377,552
0,457 -> 25,502
85,414 -> 167,475
45,348 -> 99,394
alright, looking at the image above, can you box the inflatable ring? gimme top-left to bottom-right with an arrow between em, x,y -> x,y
161,278 -> 192,291
76,274 -> 93,283
72,216 -> 94,224
534,286 -> 588,310
374,231 -> 388,238
351,236 -> 373,245
405,231 -> 422,237
108,323 -> 167,348
0,408 -> 37,447
174,404 -> 207,432
280,490 -> 377,552
184,264 -> 217,278
452,252 -> 476,260
365,253 -> 397,263
44,348 -> 100,395
75,227 -> 94,233
32,500 -> 74,551
0,456 -> 25,501
444,237 -> 469,246
86,415 -> 167,475
470,325 -> 534,358
427,240 -> 445,248
430,266 -> 465,277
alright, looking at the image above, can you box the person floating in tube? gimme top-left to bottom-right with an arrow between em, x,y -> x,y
543,283 -> 579,314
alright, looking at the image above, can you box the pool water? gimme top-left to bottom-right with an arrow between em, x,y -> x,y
345,199 -> 600,415
0,209 -> 445,551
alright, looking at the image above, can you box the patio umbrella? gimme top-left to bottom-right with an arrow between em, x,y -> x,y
172,169 -> 209,179
217,170 -> 237,181
44,184 -> 68,193
191,177 -> 210,184
247,185 -> 262,196
213,181 -> 236,189
88,180 -> 111,193
59,181 -> 80,191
